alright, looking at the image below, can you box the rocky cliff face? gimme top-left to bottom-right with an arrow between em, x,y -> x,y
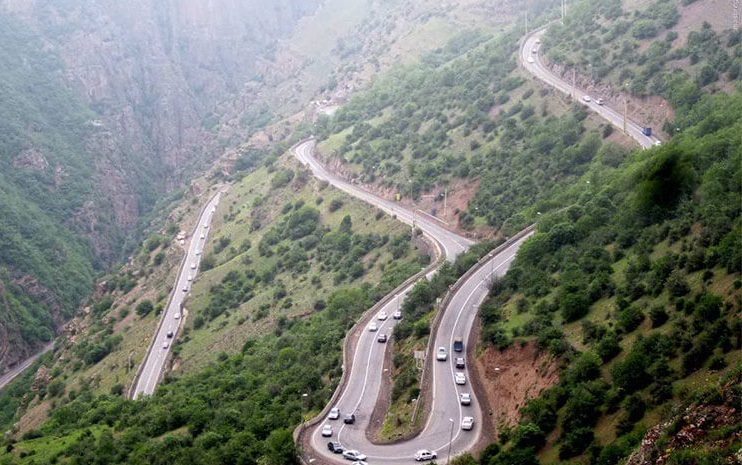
0,0 -> 320,373
3,0 -> 319,237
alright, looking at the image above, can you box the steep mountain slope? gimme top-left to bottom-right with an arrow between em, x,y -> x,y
303,0 -> 740,461
0,0 -> 738,464
0,149 -> 429,463
0,0 -> 322,375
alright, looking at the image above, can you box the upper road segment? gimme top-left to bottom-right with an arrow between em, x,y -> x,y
521,28 -> 663,149
294,140 -> 474,262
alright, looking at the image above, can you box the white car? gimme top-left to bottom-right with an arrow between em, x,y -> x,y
436,347 -> 447,361
174,312 -> 181,320
596,97 -> 605,105
527,56 -> 535,63
414,449 -> 437,461
582,95 -> 591,102
190,262 -> 197,269
328,407 -> 340,420
368,322 -> 378,332
342,450 -> 367,461
182,286 -> 188,292
460,393 -> 471,406
162,341 -> 169,349
195,249 -> 201,256
531,47 -> 538,53
653,140 -> 662,146
321,424 -> 333,437
187,274 -> 193,281
393,310 -> 402,319
200,234 -> 205,239
455,372 -> 466,385
377,311 -> 388,320
461,416 -> 474,430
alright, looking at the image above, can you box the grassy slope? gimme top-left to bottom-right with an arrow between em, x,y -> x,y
1,146 -> 426,439
176,154 -> 424,372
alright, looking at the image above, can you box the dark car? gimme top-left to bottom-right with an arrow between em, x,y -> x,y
453,337 -> 464,352
344,413 -> 356,424
328,441 -> 344,453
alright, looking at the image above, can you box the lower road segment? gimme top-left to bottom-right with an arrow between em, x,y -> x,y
293,140 -> 533,463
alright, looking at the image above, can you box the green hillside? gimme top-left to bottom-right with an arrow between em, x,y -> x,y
0,0 -> 739,464
0,11 -> 97,353
478,89 -> 740,465
0,140 -> 428,462
311,1 -> 740,461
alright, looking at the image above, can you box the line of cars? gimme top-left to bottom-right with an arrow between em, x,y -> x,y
437,337 -> 476,431
581,94 -> 605,105
324,407 -> 366,464
369,307 -> 402,342
327,441 -> 368,464
320,304 -> 401,462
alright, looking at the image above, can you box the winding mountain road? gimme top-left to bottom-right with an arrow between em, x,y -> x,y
294,140 -> 533,464
131,192 -> 221,398
521,28 -> 663,149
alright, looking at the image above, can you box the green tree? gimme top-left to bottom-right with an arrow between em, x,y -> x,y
136,300 -> 154,317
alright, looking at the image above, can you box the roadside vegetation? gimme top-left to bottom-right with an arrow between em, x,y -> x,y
476,78 -> 741,465
314,25 -> 622,235
542,0 -> 741,132
0,138 -> 428,464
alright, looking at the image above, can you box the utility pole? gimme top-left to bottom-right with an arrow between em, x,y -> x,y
562,0 -> 566,23
734,0 -> 740,31
443,188 -> 448,218
411,210 -> 416,240
623,98 -> 628,133
572,68 -> 576,98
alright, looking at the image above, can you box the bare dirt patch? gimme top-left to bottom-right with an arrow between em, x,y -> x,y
671,0 -> 732,43
473,338 -> 559,437
320,152 -> 487,240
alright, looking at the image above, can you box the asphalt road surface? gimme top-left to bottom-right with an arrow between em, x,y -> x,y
293,140 -> 533,463
307,234 -> 531,465
294,140 -> 474,262
521,28 -> 663,149
0,342 -> 54,392
132,192 -> 221,398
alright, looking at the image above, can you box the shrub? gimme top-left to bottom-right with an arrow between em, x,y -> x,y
135,300 -> 154,317
631,19 -> 659,39
649,305 -> 669,327
617,306 -> 644,333
328,198 -> 343,212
